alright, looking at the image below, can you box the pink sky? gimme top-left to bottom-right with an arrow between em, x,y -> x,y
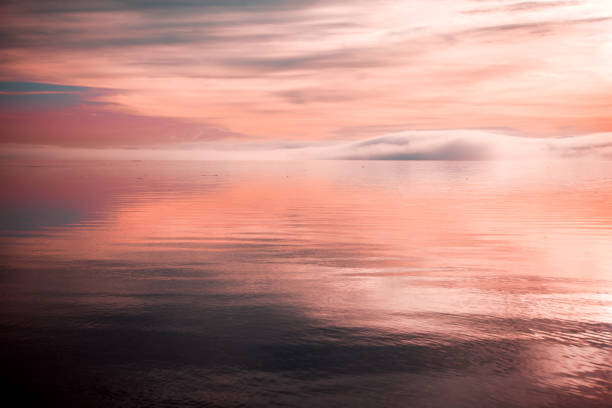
1,0 -> 611,155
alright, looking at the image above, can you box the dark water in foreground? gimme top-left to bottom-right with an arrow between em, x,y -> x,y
0,160 -> 610,407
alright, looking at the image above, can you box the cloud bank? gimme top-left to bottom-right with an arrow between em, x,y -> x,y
322,130 -> 612,160
3,131 -> 611,161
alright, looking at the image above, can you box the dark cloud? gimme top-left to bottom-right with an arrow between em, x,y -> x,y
0,81 -> 97,109
0,19 -> 279,51
0,93 -> 83,109
3,0 -> 325,15
0,1 -> 358,54
0,81 -> 127,113
0,81 -> 88,93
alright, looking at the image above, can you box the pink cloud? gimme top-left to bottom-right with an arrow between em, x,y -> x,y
1,0 -> 611,148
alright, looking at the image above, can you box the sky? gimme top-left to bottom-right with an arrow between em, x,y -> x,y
1,0 -> 611,159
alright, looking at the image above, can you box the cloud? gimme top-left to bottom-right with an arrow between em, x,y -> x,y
324,130 -> 612,160
3,0 -> 325,15
1,1 -> 612,140
0,81 -> 101,109
0,81 -> 247,146
277,88 -> 362,104
225,47 -> 389,72
464,1 -> 582,14
0,81 -> 88,93
461,16 -> 612,38
3,130 -> 611,161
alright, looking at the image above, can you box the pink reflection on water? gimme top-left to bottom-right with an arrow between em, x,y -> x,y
1,160 -> 611,402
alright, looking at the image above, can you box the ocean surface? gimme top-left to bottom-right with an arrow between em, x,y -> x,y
0,160 -> 610,407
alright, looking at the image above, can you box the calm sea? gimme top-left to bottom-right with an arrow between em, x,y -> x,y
0,160 -> 610,407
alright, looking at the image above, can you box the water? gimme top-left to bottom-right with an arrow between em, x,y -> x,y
0,160 -> 610,407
